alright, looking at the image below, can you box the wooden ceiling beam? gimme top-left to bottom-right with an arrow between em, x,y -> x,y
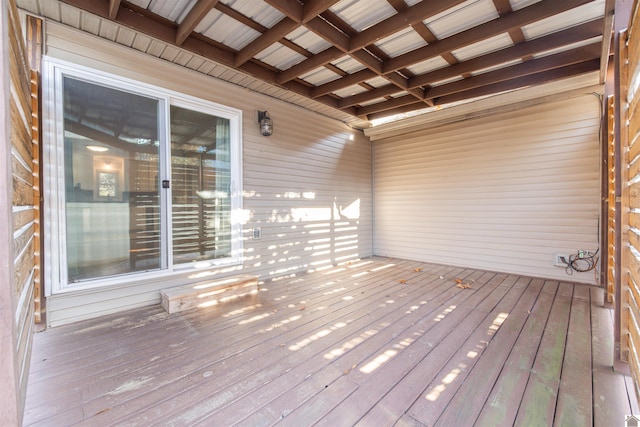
234,18 -> 300,67
425,42 -> 601,100
383,0 -> 592,73
365,59 -> 601,121
358,45 -> 601,117
385,72 -> 427,104
264,0 -> 303,22
408,18 -> 603,89
311,69 -> 378,98
302,0 -> 341,23
356,94 -> 424,116
277,46 -> 342,84
350,0 -> 467,51
491,0 -> 527,46
433,59 -> 600,105
350,49 -> 383,74
304,16 -> 350,52
213,2 -> 262,31
108,0 -> 120,19
338,18 -> 602,107
364,101 -> 426,121
284,79 -> 359,116
338,84 -> 403,109
176,0 -> 219,46
600,0 -> 615,83
277,0 -> 465,85
266,0 -> 339,23
60,0 -> 237,66
298,0 -> 599,109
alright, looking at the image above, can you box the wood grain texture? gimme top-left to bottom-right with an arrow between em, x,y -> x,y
6,0 -> 37,422
625,4 -> 640,398
23,258 -> 637,426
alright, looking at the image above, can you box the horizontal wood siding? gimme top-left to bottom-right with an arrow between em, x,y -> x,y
607,96 -> 615,303
40,22 -> 372,326
374,95 -> 600,283
623,1 -> 640,402
7,0 -> 36,421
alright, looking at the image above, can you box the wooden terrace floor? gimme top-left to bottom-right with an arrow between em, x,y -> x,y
24,257 -> 639,426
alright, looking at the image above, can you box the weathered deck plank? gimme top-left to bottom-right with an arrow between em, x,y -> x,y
554,284 -> 593,427
427,278 -> 545,427
353,276 -> 529,426
513,283 -> 573,425
23,257 -> 638,426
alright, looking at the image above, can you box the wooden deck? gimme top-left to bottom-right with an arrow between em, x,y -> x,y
24,257 -> 639,426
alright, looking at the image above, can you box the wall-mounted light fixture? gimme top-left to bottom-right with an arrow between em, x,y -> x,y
86,145 -> 109,152
258,110 -> 273,136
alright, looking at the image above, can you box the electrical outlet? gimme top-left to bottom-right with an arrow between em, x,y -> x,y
554,253 -> 569,267
252,227 -> 261,239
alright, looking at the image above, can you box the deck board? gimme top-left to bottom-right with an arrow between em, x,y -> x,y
474,280 -> 558,426
554,284 -> 593,427
428,278 -> 545,427
23,257 -> 638,426
513,283 -> 572,426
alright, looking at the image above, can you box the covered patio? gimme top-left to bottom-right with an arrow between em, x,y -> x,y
24,258 -> 638,426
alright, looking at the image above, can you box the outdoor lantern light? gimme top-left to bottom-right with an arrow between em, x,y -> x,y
258,110 -> 273,136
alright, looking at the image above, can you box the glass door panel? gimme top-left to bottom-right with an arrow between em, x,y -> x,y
170,106 -> 231,265
63,77 -> 162,282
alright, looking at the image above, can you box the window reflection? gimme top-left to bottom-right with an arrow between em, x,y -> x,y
170,106 -> 231,265
63,77 -> 161,282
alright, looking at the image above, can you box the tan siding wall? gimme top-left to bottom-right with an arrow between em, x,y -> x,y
374,95 -> 601,283
40,22 -> 372,326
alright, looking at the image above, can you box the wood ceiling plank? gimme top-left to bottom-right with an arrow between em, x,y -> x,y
176,0 -> 219,46
383,0 -> 592,73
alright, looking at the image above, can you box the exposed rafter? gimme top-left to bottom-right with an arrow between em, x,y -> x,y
54,0 -> 607,125
176,0 -> 219,46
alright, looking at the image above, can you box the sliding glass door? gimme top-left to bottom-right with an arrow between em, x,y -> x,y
63,77 -> 163,282
45,61 -> 242,292
170,106 -> 231,265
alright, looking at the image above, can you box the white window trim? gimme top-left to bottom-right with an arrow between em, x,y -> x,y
42,57 -> 244,295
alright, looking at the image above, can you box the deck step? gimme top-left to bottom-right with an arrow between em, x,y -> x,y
160,274 -> 259,314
